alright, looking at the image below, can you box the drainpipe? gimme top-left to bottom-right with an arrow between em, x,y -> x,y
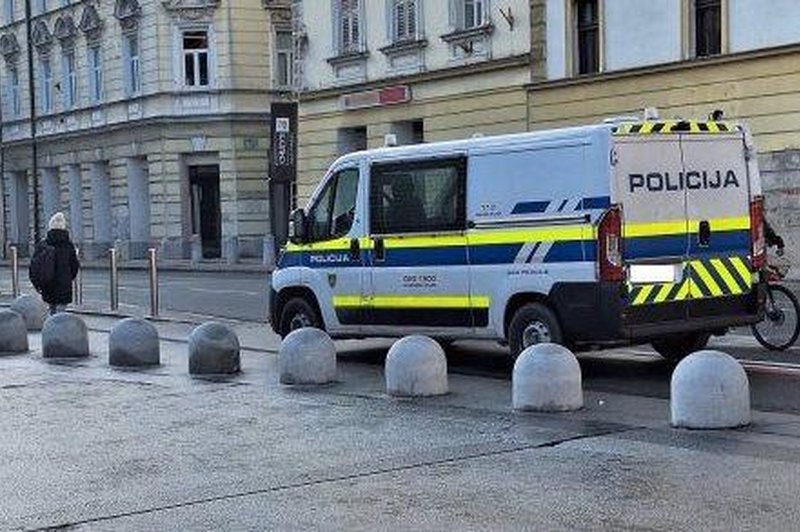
24,0 -> 40,244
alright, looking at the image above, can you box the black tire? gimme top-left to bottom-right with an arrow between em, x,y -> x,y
752,284 -> 800,351
278,296 -> 322,338
508,302 -> 563,359
651,332 -> 710,361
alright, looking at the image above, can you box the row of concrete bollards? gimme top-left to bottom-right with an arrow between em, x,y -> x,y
6,245 -> 160,317
277,328 -> 752,430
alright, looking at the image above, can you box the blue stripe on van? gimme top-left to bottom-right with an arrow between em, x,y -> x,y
580,196 -> 611,210
511,201 -> 550,214
622,231 -> 750,261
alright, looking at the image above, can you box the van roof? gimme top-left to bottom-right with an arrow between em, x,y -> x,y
331,118 -> 743,168
332,122 -> 615,168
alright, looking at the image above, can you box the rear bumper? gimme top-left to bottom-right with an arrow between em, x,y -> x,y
549,281 -> 765,344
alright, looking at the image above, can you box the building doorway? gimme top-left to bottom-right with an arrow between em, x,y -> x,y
189,164 -> 221,259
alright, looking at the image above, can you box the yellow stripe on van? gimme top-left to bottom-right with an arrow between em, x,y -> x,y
334,295 -> 490,309
384,234 -> 467,249
332,295 -> 362,308
468,224 -> 588,245
624,216 -> 750,238
729,256 -> 753,287
691,261 -> 723,297
653,283 -> 673,303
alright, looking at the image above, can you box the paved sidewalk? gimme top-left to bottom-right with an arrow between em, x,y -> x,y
2,316 -> 800,530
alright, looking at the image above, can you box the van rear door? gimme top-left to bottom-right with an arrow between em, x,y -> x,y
612,132 -> 690,321
680,132 -> 753,318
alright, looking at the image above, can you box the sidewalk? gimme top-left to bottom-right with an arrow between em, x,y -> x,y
2,316 -> 800,530
0,257 -> 271,273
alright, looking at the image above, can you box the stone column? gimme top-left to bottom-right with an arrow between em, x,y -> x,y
127,157 -> 151,259
90,161 -> 112,258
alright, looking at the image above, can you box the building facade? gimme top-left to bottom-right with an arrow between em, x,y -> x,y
0,0 -> 292,261
295,0 -> 532,202
530,0 -> 800,268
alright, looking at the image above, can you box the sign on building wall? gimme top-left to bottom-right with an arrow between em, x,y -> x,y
269,102 -> 298,183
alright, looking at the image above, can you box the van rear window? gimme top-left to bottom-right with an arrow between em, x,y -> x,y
370,157 -> 466,234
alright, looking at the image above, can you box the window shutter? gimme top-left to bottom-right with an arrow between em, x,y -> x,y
395,1 -> 405,40
351,2 -> 360,49
408,0 -> 417,38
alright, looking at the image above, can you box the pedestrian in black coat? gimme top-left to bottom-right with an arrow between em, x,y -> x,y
31,212 -> 80,315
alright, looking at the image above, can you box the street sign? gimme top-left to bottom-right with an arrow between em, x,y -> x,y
269,102 -> 298,183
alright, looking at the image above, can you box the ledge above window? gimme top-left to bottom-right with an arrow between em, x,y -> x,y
326,49 -> 369,67
439,23 -> 494,44
379,38 -> 427,58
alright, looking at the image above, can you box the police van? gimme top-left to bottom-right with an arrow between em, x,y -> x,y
270,113 -> 766,359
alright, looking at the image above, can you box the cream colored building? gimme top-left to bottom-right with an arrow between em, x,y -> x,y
295,0 -> 532,201
529,0 -> 800,267
0,0 -> 293,261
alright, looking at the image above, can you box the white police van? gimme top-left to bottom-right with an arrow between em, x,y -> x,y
270,114 -> 766,359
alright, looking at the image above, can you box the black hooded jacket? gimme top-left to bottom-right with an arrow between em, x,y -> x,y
37,229 -> 80,305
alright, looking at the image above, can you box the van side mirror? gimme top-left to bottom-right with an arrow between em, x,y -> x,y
289,208 -> 307,243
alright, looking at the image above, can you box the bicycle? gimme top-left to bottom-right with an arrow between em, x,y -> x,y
751,249 -> 800,351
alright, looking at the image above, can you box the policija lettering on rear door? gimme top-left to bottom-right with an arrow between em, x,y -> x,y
628,169 -> 740,193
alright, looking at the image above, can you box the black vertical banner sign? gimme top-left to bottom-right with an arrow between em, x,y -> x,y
269,102 -> 298,183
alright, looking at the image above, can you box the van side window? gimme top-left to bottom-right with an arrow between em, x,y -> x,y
370,157 -> 466,234
308,168 -> 360,241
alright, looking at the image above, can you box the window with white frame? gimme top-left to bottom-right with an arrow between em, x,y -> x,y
274,30 -> 293,88
336,0 -> 361,54
182,30 -> 209,87
4,0 -> 13,23
123,33 -> 140,95
6,66 -> 20,118
88,44 -> 103,104
62,50 -> 77,109
40,58 -> 53,112
463,0 -> 485,28
391,0 -> 418,42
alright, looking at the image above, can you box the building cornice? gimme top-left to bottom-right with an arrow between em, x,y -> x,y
300,53 -> 530,102
161,0 -> 221,22
527,42 -> 800,91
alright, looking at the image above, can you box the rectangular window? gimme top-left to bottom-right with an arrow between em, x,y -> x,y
183,30 -> 209,87
463,0 -> 485,29
88,44 -> 103,104
40,58 -> 52,113
392,0 -> 418,41
337,0 -> 361,54
370,158 -> 466,235
4,0 -> 13,23
574,0 -> 599,74
124,33 -> 140,95
695,0 -> 721,57
274,30 -> 293,88
308,168 -> 360,242
62,51 -> 77,109
8,67 -> 20,118
36,0 -> 45,14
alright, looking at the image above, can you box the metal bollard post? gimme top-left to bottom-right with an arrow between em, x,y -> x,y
148,248 -> 159,317
109,247 -> 119,311
73,246 -> 83,306
10,246 -> 19,298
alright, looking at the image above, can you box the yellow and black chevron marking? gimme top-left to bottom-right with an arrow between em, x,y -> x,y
628,256 -> 753,306
613,120 -> 736,135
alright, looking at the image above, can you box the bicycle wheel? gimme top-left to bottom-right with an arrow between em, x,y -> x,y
752,285 -> 800,351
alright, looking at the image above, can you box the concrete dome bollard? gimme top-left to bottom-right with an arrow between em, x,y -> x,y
0,310 -> 29,354
10,294 -> 47,331
188,322 -> 240,375
109,318 -> 160,367
279,327 -> 336,385
671,350 -> 750,429
513,343 -> 583,412
42,313 -> 90,358
385,335 -> 448,397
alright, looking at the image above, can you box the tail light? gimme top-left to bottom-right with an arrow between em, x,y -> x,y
598,205 -> 625,282
750,196 -> 766,270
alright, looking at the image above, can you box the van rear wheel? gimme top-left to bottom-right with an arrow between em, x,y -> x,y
278,297 -> 322,338
651,332 -> 710,362
509,303 -> 563,359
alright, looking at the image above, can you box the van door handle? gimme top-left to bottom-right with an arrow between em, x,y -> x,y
349,238 -> 360,261
373,237 -> 385,262
698,220 -> 711,247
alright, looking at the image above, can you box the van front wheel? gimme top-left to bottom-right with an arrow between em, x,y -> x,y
651,332 -> 710,362
509,303 -> 563,359
278,297 -> 322,337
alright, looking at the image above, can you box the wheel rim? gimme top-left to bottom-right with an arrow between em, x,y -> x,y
754,289 -> 798,350
522,321 -> 551,348
289,312 -> 312,331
